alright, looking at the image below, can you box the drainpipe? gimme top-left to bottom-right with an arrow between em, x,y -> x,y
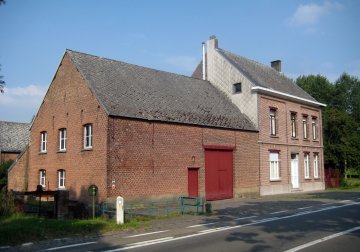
202,42 -> 206,80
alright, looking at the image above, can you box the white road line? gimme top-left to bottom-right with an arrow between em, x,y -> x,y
341,200 -> 351,203
270,210 -> 288,214
199,226 -> 231,234
321,202 -> 334,206
233,215 -> 257,221
44,241 -> 97,251
129,237 -> 174,246
102,202 -> 360,252
125,230 -> 169,238
297,206 -> 312,210
187,222 -> 219,228
283,226 -> 360,252
0,246 -> 10,250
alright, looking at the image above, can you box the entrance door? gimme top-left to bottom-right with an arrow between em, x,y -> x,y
205,150 -> 233,200
188,168 -> 199,197
291,154 -> 299,189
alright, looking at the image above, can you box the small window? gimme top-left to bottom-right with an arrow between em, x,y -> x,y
39,170 -> 46,188
58,169 -> 65,189
83,124 -> 92,149
312,118 -> 317,140
304,153 -> 310,179
233,83 -> 242,93
40,131 -> 47,152
269,152 -> 280,180
291,113 -> 297,138
270,108 -> 278,136
303,116 -> 309,140
59,128 -> 67,151
314,154 -> 319,178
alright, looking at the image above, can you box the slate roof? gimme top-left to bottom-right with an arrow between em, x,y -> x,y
0,121 -> 30,152
192,49 -> 317,102
67,50 -> 256,131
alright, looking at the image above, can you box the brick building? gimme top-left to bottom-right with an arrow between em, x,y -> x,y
0,121 -> 30,164
8,50 -> 259,203
193,36 -> 326,195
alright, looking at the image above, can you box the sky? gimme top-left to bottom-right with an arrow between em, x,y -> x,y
0,0 -> 359,123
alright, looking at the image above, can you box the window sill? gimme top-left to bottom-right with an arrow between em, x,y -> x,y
312,140 -> 320,142
57,150 -> 67,153
314,177 -> 321,180
58,187 -> 66,190
82,147 -> 93,152
270,135 -> 279,138
270,178 -> 281,182
303,139 -> 310,141
39,151 -> 47,155
291,137 -> 299,140
304,177 -> 312,180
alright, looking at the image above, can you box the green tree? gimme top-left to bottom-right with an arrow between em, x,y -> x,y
296,74 -> 334,105
0,160 -> 13,188
0,65 -> 5,93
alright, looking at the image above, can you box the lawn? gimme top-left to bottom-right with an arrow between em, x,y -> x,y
0,213 -> 152,246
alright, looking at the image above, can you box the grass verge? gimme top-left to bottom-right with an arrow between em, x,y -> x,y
0,213 -> 179,246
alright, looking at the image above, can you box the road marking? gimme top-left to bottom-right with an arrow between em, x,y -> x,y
129,237 -> 174,246
321,202 -> 333,206
125,230 -> 169,238
102,202 -> 360,252
270,210 -> 288,215
297,206 -> 312,210
44,241 -> 97,251
234,215 -> 257,221
199,226 -> 231,234
283,226 -> 360,252
0,246 -> 10,250
187,222 -> 219,228
341,200 -> 351,203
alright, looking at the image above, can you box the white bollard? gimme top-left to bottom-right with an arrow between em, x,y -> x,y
116,196 -> 124,225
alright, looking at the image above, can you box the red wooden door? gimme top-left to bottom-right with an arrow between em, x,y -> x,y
205,150 -> 233,200
188,168 -> 199,197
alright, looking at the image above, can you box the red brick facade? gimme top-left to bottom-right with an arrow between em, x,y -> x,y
8,53 -> 260,203
258,94 -> 325,195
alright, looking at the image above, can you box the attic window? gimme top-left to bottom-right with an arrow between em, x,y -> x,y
233,83 -> 242,94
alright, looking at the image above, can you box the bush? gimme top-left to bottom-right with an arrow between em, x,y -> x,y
0,187 -> 16,216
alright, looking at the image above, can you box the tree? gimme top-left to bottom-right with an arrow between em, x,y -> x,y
0,0 -> 5,5
296,74 -> 334,105
0,65 -> 5,93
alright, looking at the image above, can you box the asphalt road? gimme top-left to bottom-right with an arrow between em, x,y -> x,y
5,192 -> 360,252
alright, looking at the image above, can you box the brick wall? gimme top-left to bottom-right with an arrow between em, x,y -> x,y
9,53 -> 109,203
7,147 -> 29,191
258,94 -> 325,195
107,118 -> 259,202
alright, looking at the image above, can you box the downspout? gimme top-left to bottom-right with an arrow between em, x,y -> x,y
202,42 -> 206,80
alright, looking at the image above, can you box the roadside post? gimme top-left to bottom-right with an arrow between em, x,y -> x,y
88,184 -> 98,219
116,196 -> 124,224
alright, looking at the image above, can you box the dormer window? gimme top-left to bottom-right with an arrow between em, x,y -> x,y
233,83 -> 242,94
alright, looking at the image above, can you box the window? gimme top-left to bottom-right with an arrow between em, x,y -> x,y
39,170 -> 46,188
58,169 -> 65,189
304,153 -> 310,179
83,124 -> 92,149
303,116 -> 309,139
269,152 -> 280,180
40,131 -> 47,152
291,113 -> 297,138
312,117 -> 317,140
314,154 -> 319,178
59,128 -> 67,151
233,83 -> 242,93
270,109 -> 277,136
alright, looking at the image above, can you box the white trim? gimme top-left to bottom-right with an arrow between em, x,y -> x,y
252,86 -> 326,107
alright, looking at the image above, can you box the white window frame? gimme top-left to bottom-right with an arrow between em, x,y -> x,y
40,131 -> 47,152
304,153 -> 310,179
312,118 -> 317,140
314,154 -> 319,178
270,109 -> 277,136
291,113 -> 297,138
270,152 -> 280,180
83,124 -> 93,149
303,117 -> 308,139
39,170 -> 46,188
58,170 -> 65,189
59,128 -> 67,151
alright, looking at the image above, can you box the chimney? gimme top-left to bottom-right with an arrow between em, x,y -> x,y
202,42 -> 206,80
271,60 -> 281,72
208,35 -> 218,49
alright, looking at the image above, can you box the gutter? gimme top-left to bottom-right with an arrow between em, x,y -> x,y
251,86 -> 327,108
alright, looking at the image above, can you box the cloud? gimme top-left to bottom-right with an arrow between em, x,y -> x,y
289,1 -> 342,27
0,84 -> 47,122
164,56 -> 198,74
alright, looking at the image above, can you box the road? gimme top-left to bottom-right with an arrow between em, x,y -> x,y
6,192 -> 360,252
